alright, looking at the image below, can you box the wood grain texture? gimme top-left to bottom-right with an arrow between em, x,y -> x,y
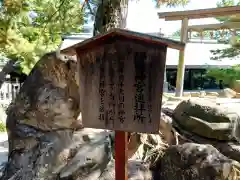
78,37 -> 166,133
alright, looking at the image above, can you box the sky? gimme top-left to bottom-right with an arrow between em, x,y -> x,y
126,0 -> 221,35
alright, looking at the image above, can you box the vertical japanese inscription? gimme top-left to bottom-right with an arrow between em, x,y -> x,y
107,56 -> 116,125
118,56 -> 125,124
148,62 -> 152,124
134,52 -> 146,124
98,57 -> 105,121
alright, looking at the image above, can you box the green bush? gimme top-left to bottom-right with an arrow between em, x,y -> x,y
0,121 -> 6,132
206,65 -> 240,87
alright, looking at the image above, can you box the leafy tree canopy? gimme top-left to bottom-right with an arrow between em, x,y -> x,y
216,0 -> 240,22
156,0 -> 190,6
209,0 -> 240,60
0,0 -> 84,74
206,65 -> 240,86
206,0 -> 240,84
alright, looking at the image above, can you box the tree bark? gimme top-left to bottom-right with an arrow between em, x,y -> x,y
93,0 -> 128,35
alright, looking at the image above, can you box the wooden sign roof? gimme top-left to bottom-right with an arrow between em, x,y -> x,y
61,28 -> 185,53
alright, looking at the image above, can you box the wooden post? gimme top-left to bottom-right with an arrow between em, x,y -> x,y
115,131 -> 128,180
175,18 -> 188,97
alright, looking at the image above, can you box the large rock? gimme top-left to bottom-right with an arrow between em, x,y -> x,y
216,142 -> 240,163
155,143 -> 236,180
2,128 -> 113,180
162,115 -> 240,164
56,129 -> 112,179
97,160 -> 152,180
173,99 -> 240,141
1,52 -> 113,179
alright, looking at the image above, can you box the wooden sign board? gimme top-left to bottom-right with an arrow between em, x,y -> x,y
76,29 -> 185,133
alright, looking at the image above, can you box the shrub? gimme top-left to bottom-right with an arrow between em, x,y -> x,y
206,65 -> 240,87
0,121 -> 6,132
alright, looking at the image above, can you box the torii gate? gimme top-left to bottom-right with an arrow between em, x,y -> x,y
188,21 -> 240,42
158,6 -> 240,97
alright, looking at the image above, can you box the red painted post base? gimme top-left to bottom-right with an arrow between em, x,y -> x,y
115,130 -> 128,180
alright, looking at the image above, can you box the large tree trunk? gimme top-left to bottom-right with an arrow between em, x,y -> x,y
93,0 -> 128,35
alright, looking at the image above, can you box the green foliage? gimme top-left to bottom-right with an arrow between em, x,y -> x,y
210,43 -> 240,60
171,29 -> 215,39
156,0 -> 190,7
206,65 -> 240,86
216,0 -> 240,22
0,121 -> 6,132
171,29 -> 181,37
0,0 -> 84,74
209,0 -> 240,60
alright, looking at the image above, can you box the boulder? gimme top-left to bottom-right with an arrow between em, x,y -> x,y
216,142 -> 240,163
155,143 -> 236,180
97,160 -> 152,180
2,127 -> 113,180
173,99 -> 240,141
56,129 -> 113,180
162,116 -> 240,164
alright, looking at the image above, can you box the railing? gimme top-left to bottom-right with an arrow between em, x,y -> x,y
0,79 -> 21,110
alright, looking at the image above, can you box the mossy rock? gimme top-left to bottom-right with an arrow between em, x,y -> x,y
172,99 -> 240,141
